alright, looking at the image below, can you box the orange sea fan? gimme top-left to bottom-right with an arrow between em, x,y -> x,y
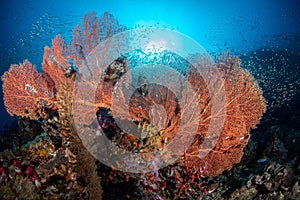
69,12 -> 126,67
101,52 -> 266,176
42,34 -> 73,94
2,60 -> 54,120
1,12 -> 266,178
2,12 -> 126,122
184,54 -> 266,176
76,49 -> 265,177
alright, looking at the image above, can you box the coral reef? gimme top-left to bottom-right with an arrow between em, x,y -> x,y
1,11 -> 269,199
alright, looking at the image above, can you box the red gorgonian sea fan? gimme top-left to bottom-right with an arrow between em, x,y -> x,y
100,51 -> 266,177
2,60 -> 54,120
2,12 -> 266,178
183,53 -> 266,176
71,37 -> 265,177
2,12 -> 126,120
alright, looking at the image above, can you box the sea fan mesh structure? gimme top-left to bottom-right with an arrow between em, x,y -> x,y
184,53 -> 266,176
2,60 -> 54,120
2,12 -> 266,177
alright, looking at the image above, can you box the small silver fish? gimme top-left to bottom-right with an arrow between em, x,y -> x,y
257,157 -> 268,163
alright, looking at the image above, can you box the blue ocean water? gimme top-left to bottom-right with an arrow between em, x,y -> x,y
0,0 -> 299,129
